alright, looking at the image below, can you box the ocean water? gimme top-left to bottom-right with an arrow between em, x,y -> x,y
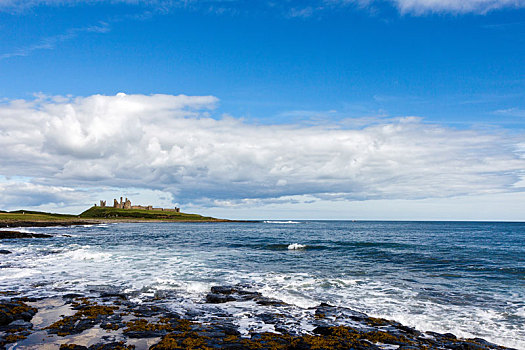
1,221 -> 524,348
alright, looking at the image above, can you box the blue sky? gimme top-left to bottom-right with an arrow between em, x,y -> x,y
1,0 -> 525,220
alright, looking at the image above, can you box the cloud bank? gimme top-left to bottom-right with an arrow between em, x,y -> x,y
387,0 -> 525,14
0,0 -> 523,15
0,93 -> 523,209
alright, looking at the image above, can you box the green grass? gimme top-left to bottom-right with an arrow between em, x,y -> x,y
79,206 -> 222,221
0,211 -> 79,222
0,207 -> 226,223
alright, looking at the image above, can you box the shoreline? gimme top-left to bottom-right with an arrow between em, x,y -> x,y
0,286 -> 514,350
0,219 -> 258,228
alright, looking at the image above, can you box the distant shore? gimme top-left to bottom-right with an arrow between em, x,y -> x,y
0,218 -> 254,228
0,209 -> 255,228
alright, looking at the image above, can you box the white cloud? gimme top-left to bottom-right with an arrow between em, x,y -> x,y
389,0 -> 525,14
0,22 -> 110,60
0,178 -> 79,208
0,0 -> 523,15
0,93 -> 524,210
494,107 -> 525,118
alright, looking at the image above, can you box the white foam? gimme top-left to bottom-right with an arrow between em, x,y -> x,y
0,228 -> 36,234
0,268 -> 38,281
264,221 -> 300,224
63,248 -> 112,261
288,243 -> 306,250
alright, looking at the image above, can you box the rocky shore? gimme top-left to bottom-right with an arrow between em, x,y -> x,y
0,230 -> 54,239
0,221 -> 99,229
0,286 -> 514,350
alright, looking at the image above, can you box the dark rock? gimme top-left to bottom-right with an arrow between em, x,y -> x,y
63,293 -> 84,299
211,286 -> 237,295
0,300 -> 37,326
0,250 -> 11,254
99,291 -> 127,300
0,312 -> 13,326
206,293 -> 236,304
255,296 -> 286,306
318,302 -> 334,307
132,305 -> 163,317
88,342 -> 134,350
0,231 -> 52,239
0,221 -> 99,228
60,345 -> 88,350
8,319 -> 32,328
397,324 -> 421,336
258,313 -> 280,324
312,325 -> 333,336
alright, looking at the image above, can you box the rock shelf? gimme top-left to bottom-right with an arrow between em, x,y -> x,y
0,286 -> 515,350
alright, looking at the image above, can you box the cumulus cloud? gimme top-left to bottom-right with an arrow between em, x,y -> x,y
0,179 -> 80,208
0,93 -> 524,209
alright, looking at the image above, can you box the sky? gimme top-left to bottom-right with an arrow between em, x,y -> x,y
0,0 -> 524,220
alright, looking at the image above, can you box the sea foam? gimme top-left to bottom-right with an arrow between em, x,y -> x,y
287,243 -> 306,250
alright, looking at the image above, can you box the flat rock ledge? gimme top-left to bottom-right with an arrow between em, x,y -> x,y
0,221 -> 96,228
0,230 -> 53,239
0,287 -> 515,350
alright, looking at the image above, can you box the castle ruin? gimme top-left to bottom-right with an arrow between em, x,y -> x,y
96,197 -> 180,212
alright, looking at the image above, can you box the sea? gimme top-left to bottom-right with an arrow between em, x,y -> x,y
1,221 -> 524,349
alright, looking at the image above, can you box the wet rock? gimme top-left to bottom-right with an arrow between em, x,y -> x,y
0,231 -> 53,239
0,300 -> 37,326
132,305 -> 163,317
258,312 -> 280,324
0,221 -> 97,228
99,291 -> 127,300
60,345 -> 88,350
63,293 -> 84,299
211,286 -> 237,295
123,318 -> 179,338
7,319 -> 32,328
206,293 -> 236,304
0,300 -> 37,348
45,299 -> 118,336
3,293 -> 515,350
206,285 -> 284,306
88,342 -> 135,350
255,296 -> 286,306
60,342 -> 134,350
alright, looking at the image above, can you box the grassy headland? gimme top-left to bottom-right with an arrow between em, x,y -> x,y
0,207 -> 233,227
79,206 -> 228,222
0,210 -> 89,227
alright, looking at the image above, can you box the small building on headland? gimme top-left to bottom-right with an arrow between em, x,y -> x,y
96,197 -> 180,212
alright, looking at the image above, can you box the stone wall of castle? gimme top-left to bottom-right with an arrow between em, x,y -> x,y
97,196 -> 179,212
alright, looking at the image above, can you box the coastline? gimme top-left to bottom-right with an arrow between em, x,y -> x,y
1,287 -> 514,350
0,219 -> 252,228
0,213 -> 258,228
0,208 -> 260,228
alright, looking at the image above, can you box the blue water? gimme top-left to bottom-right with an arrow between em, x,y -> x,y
1,221 -> 524,348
